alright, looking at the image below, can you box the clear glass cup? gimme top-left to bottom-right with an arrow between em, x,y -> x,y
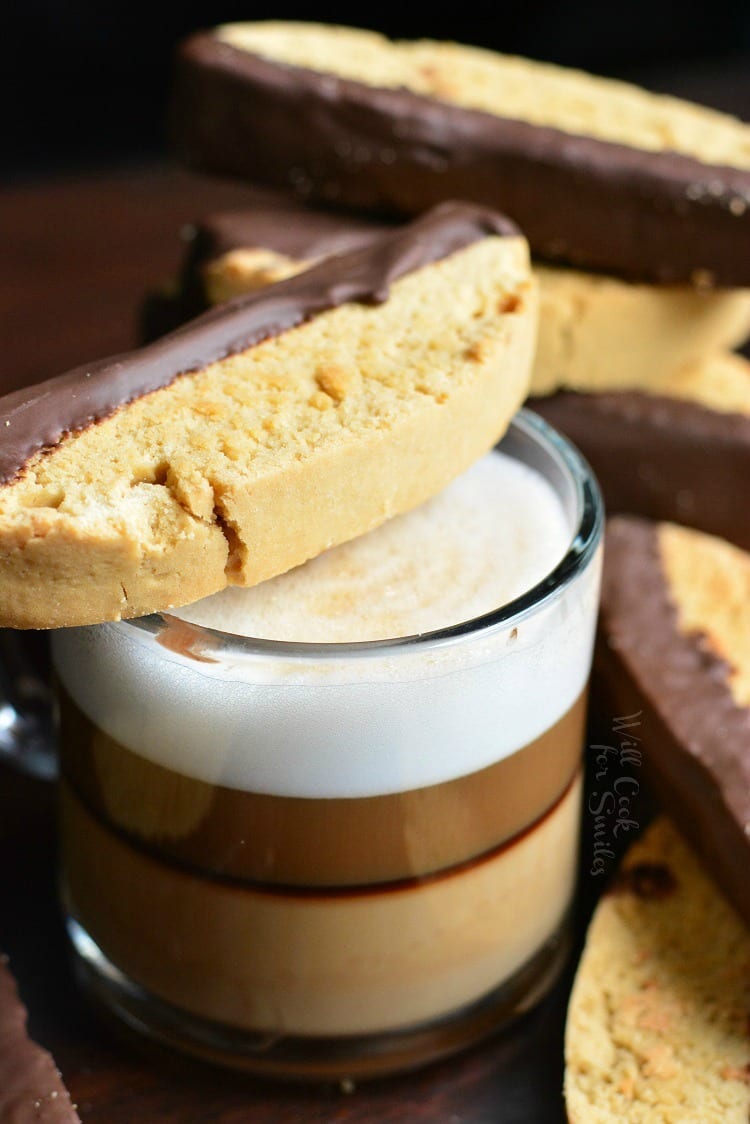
53,410 -> 603,1080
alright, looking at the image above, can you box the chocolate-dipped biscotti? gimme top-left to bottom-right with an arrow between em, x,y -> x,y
0,205 -> 536,629
173,21 -> 750,284
142,194 -> 750,397
565,818 -> 750,1123
534,352 -> 750,551
597,517 -> 750,931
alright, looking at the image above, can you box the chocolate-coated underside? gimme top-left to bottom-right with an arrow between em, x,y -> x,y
173,33 -> 750,285
147,197 -> 390,336
596,517 -> 750,928
531,393 -> 750,552
0,203 -> 514,486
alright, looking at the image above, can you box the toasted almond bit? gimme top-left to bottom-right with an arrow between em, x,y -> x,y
315,363 -> 360,403
465,339 -> 489,362
641,1043 -> 679,1080
617,1077 -> 636,1098
498,293 -> 522,314
309,390 -> 334,411
193,401 -> 223,418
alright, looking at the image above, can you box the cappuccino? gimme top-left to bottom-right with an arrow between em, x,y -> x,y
55,412 -> 602,1076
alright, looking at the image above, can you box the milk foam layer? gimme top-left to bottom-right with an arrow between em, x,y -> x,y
53,447 -> 601,798
177,453 -> 570,642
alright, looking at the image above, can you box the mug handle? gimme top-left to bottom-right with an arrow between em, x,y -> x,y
0,630 -> 57,780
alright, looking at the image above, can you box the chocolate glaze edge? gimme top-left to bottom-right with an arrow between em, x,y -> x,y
0,203 -> 516,486
596,516 -> 750,928
530,392 -> 750,552
172,32 -> 750,285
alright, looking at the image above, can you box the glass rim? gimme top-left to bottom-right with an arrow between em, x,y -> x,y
122,410 -> 603,663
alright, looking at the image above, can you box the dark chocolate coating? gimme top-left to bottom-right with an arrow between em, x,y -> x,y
173,32 -> 750,286
0,955 -> 79,1121
596,516 -> 750,930
174,199 -> 391,326
187,199 -> 388,264
0,202 -> 515,485
531,391 -> 750,551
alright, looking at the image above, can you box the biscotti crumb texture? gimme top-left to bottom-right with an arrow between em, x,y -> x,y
218,23 -> 750,171
0,233 -> 535,628
565,818 -> 750,1123
655,350 -> 750,417
533,268 -> 750,396
196,239 -> 750,397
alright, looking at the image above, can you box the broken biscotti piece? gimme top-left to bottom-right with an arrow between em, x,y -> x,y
0,204 -> 536,629
565,818 -> 750,1123
533,352 -> 750,551
145,196 -> 750,397
173,21 -> 750,284
596,517 -> 750,930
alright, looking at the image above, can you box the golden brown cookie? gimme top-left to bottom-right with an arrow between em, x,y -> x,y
0,205 -> 535,628
566,817 -> 750,1123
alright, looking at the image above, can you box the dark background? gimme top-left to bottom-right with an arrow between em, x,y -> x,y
5,2 -> 750,179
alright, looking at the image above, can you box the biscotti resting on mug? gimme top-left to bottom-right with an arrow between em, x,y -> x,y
147,195 -> 750,396
0,205 -> 536,629
173,21 -> 750,284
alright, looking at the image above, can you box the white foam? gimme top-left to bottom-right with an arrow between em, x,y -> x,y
176,453 -> 571,641
53,451 -> 601,798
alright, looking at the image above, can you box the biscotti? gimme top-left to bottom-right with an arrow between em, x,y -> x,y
173,21 -> 750,284
0,953 -> 80,1122
565,817 -> 750,1123
533,353 -> 750,550
0,205 -> 536,629
142,196 -> 750,396
596,516 -> 750,930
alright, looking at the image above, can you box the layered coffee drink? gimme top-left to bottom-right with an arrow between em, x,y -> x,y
54,412 -> 602,1076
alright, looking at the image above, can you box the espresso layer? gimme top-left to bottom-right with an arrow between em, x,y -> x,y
596,517 -> 750,929
0,203 -> 514,485
531,392 -> 750,551
60,688 -> 585,886
61,772 -> 582,1036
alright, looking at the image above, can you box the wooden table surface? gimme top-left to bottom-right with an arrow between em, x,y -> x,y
0,163 -> 589,1123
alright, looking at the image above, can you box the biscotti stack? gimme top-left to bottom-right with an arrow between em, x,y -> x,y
164,21 -> 750,1120
563,515 -> 750,1120
169,21 -> 750,550
3,18 -> 750,1120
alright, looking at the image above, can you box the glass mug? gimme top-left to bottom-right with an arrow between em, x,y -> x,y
6,411 -> 603,1079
